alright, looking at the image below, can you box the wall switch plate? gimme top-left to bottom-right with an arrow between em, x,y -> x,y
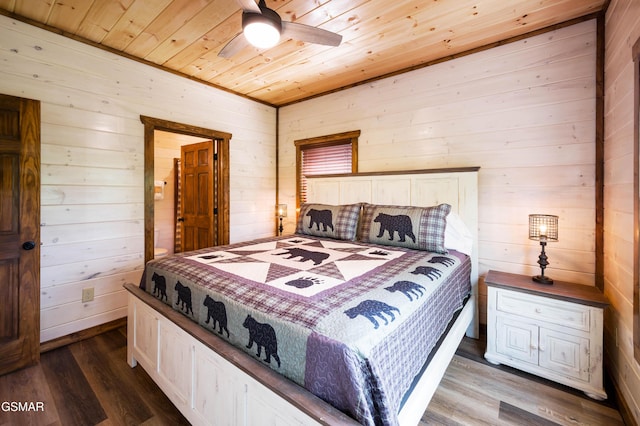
82,287 -> 94,303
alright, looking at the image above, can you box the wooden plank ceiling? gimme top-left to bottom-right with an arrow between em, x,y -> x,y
0,0 -> 606,107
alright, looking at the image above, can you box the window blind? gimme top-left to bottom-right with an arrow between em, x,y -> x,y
300,143 -> 352,202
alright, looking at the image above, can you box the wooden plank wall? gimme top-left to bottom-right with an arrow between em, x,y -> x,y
0,15 -> 276,342
279,20 -> 597,325
603,0 -> 640,423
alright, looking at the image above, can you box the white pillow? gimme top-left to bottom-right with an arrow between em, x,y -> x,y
445,212 -> 473,256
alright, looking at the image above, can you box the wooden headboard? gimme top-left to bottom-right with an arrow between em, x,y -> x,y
306,167 -> 480,338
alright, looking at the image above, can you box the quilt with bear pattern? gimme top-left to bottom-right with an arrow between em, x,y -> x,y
140,234 -> 471,426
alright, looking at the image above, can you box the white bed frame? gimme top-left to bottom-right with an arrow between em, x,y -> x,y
126,167 -> 479,426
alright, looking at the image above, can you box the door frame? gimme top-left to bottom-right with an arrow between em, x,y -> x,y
141,116 -> 231,264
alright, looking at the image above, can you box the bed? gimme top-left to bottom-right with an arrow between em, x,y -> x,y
125,167 -> 479,426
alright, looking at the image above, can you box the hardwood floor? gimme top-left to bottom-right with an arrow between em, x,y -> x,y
0,327 -> 189,426
0,326 -> 625,426
423,336 -> 625,426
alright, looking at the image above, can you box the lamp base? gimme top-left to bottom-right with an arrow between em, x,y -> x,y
532,275 -> 554,285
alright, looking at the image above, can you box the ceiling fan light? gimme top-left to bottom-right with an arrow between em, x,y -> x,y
244,22 -> 280,48
243,12 -> 281,49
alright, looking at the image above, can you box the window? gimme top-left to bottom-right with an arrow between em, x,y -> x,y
295,130 -> 359,205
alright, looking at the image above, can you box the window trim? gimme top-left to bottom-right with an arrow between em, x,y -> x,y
632,35 -> 640,363
294,130 -> 360,211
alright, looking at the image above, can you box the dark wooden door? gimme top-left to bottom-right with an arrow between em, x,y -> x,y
0,94 -> 40,375
180,140 -> 216,251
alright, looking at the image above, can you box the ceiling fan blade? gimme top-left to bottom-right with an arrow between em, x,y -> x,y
282,21 -> 342,46
218,32 -> 250,58
235,0 -> 261,13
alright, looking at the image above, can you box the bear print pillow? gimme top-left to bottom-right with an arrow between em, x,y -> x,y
359,203 -> 451,253
296,203 -> 362,240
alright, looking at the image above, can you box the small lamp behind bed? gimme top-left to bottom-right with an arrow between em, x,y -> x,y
528,214 -> 558,285
277,204 -> 287,235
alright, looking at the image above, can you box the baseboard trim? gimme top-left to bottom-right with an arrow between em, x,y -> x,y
40,317 -> 128,353
609,375 -> 635,426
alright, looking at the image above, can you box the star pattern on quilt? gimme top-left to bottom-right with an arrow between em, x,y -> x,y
185,238 -> 406,297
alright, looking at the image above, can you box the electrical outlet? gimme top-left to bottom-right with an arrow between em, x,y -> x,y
82,287 -> 94,303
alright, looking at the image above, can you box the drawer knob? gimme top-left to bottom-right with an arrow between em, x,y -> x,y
535,307 -> 542,313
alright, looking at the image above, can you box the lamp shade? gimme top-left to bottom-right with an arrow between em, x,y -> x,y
276,204 -> 287,218
528,214 -> 558,241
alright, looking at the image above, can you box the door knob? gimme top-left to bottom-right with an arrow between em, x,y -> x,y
22,241 -> 36,250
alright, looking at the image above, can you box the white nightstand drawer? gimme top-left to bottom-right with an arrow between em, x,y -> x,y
496,289 -> 591,332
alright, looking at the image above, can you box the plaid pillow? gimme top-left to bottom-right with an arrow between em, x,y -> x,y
359,203 -> 451,253
296,203 -> 362,240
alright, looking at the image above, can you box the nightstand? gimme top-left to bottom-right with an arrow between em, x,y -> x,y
484,270 -> 609,400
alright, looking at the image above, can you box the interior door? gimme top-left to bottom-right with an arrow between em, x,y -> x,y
0,94 -> 41,375
180,140 -> 217,251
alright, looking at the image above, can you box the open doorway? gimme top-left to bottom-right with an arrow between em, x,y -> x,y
154,131 -> 217,256
141,116 -> 231,264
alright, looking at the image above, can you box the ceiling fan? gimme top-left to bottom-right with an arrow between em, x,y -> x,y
218,0 -> 343,58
